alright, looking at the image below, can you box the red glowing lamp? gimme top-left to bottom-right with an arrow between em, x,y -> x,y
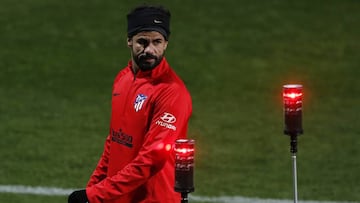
283,84 -> 303,136
174,145 -> 195,155
284,92 -> 302,100
174,139 -> 195,202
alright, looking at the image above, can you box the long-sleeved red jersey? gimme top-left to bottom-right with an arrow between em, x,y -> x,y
86,58 -> 192,203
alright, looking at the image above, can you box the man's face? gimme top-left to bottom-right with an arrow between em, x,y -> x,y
128,31 -> 168,72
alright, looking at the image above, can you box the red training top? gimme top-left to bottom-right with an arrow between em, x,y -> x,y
86,58 -> 192,203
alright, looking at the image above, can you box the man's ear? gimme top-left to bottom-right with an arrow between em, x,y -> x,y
127,38 -> 132,47
164,41 -> 168,50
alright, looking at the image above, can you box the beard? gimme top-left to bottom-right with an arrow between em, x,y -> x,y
133,52 -> 163,71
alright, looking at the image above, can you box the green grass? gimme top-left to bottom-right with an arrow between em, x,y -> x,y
0,193 -> 67,203
1,0 -> 359,202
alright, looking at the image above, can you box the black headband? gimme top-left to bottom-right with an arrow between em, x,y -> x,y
127,6 -> 171,40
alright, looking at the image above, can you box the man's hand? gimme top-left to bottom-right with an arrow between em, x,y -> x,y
68,189 -> 89,203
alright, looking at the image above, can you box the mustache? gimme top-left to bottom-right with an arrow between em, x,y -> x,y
138,53 -> 157,60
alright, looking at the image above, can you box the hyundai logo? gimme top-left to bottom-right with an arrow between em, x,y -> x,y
160,112 -> 177,123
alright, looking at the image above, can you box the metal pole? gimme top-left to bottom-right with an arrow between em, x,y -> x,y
292,153 -> 298,203
181,192 -> 188,203
290,135 -> 298,203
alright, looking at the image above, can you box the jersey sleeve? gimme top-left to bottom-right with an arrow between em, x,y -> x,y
86,85 -> 192,203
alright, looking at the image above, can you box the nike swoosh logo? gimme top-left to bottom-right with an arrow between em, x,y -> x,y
154,19 -> 162,24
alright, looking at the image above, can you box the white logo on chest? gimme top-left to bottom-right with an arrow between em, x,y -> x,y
134,94 -> 147,112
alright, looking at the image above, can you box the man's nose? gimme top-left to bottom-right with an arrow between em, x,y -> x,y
144,43 -> 155,55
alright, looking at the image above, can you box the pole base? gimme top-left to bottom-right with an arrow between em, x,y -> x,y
181,192 -> 189,203
290,135 -> 298,153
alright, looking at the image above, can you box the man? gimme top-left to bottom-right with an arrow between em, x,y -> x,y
68,4 -> 192,203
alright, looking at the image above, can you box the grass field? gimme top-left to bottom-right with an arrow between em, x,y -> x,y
1,0 -> 359,202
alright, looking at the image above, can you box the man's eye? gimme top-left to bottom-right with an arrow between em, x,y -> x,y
137,39 -> 149,45
153,40 -> 162,45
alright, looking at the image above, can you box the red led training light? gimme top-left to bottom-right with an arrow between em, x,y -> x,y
283,92 -> 302,99
283,84 -> 303,112
283,84 -> 303,136
174,139 -> 195,155
174,139 -> 195,194
283,84 -> 302,100
174,147 -> 194,154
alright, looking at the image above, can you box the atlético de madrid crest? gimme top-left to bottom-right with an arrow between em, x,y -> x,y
134,94 -> 147,112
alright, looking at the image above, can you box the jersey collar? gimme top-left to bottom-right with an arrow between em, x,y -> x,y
129,57 -> 169,80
